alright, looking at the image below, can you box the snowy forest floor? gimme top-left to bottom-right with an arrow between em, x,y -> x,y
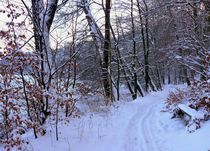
16,85 -> 210,151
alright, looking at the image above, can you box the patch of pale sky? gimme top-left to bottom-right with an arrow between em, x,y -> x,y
0,0 -> 130,51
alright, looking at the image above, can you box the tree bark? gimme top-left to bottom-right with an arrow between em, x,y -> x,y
131,0 -> 138,99
30,0 -> 59,124
103,0 -> 112,103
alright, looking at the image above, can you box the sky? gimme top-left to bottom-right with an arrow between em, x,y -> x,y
0,0 -> 130,51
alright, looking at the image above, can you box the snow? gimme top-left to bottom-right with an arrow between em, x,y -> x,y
178,104 -> 204,120
1,85 -> 210,151
175,55 -> 182,59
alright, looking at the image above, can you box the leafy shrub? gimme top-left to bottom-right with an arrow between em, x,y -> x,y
165,88 -> 186,111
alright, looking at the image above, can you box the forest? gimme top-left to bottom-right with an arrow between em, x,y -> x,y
0,0 -> 209,150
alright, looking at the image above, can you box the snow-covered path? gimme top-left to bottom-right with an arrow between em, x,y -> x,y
121,86 -> 210,151
122,91 -> 170,151
27,85 -> 210,151
123,99 -> 159,151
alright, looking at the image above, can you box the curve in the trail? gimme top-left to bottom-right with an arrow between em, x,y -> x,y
122,99 -> 163,151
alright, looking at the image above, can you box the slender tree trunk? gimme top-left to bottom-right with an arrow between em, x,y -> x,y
80,0 -> 118,103
110,20 -> 138,99
183,68 -> 190,85
131,0 -> 138,99
20,70 -> 37,139
116,7 -> 145,97
103,0 -> 112,104
168,68 -> 171,84
136,0 -> 149,92
55,100 -> 59,141
156,66 -> 163,90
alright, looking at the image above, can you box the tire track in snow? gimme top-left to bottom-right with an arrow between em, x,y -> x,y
123,103 -> 147,151
123,100 -> 160,151
141,102 -> 159,151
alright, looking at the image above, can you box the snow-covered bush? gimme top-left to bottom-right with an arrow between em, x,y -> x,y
165,73 -> 209,132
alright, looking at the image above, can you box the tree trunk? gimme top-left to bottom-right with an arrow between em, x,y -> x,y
131,0 -> 138,99
103,0 -> 112,104
30,0 -> 59,124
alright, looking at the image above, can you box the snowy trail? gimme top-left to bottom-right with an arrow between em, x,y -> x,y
141,102 -> 159,151
123,96 -> 163,151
